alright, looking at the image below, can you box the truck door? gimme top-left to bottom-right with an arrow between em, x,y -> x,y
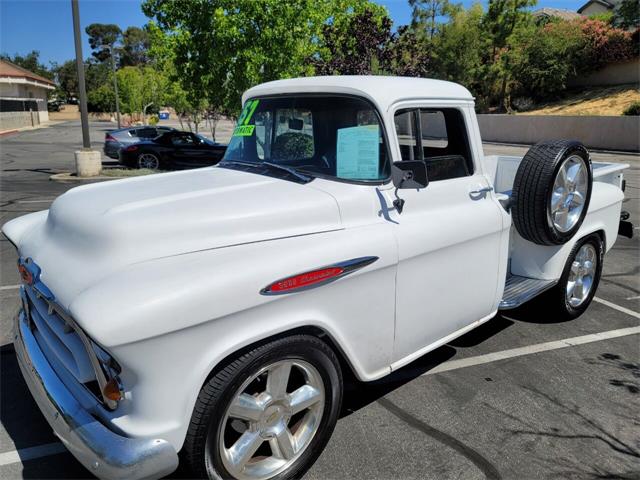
388,105 -> 505,365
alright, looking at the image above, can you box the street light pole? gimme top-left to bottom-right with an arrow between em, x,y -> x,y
106,45 -> 121,129
71,0 -> 90,149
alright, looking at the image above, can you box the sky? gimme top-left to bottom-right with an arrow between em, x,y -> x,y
1,0 -> 589,67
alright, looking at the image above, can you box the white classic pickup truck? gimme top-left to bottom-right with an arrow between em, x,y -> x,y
4,76 -> 632,480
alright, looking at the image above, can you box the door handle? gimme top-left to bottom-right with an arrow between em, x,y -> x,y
470,186 -> 493,195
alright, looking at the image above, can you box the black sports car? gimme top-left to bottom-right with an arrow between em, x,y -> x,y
118,131 -> 227,170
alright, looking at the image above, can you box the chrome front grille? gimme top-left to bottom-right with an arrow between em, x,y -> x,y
20,278 -> 119,410
24,285 -> 96,383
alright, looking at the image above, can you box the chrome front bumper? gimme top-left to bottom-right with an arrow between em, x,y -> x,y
13,309 -> 179,480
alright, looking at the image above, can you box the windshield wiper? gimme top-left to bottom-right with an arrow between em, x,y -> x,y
262,162 -> 313,182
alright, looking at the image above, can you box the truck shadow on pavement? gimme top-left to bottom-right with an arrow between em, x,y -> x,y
339,315 -> 515,480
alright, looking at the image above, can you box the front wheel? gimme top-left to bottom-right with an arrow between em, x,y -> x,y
183,335 -> 343,480
543,233 -> 604,320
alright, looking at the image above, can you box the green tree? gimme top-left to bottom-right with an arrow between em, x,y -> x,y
51,60 -> 77,100
86,23 -> 122,62
613,0 -> 640,29
121,26 -> 150,66
433,4 -> 486,94
409,0 -> 451,41
143,0 -> 383,116
482,0 -> 537,110
311,7 -> 393,75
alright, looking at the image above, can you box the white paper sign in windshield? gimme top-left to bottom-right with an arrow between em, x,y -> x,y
336,125 -> 380,180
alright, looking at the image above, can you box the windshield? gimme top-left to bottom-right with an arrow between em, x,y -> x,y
221,95 -> 390,182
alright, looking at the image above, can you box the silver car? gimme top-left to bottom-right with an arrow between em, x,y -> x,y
103,126 -> 176,159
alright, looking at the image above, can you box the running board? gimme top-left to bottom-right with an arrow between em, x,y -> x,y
499,275 -> 557,310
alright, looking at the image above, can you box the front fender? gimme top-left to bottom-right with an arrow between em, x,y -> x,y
71,225 -> 397,449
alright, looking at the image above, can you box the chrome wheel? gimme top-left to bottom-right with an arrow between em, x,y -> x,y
566,243 -> 597,307
137,153 -> 159,169
218,359 -> 325,480
549,155 -> 588,233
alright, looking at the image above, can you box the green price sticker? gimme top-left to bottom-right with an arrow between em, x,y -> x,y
233,125 -> 255,137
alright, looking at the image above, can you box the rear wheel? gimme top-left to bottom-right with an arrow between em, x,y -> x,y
184,335 -> 342,480
543,233 -> 603,320
137,152 -> 160,170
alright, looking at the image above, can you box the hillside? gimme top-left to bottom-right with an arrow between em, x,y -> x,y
519,85 -> 639,116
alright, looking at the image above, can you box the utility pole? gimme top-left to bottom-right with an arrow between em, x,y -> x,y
71,0 -> 101,176
71,0 -> 90,149
104,45 -> 121,128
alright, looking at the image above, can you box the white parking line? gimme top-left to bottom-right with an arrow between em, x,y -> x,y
15,199 -> 54,204
423,325 -> 640,376
0,285 -> 20,291
0,442 -> 67,466
593,296 -> 640,319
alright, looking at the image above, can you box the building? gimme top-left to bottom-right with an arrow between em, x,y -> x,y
577,0 -> 621,16
532,7 -> 584,22
0,59 -> 55,131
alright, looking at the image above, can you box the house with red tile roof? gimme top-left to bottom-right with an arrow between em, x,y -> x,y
0,59 -> 56,130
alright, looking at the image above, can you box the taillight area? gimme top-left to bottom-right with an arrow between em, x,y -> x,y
124,145 -> 139,152
105,133 -> 117,142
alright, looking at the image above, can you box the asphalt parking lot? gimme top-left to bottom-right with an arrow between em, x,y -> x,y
1,121 -> 639,479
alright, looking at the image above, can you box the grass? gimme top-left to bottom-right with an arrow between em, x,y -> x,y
519,84 -> 640,116
100,168 -> 163,177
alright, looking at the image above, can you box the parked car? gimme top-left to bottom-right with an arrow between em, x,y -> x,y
118,130 -> 227,170
3,76 -> 632,480
103,126 -> 176,159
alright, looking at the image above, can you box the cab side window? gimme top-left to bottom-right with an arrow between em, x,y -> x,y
394,108 -> 474,181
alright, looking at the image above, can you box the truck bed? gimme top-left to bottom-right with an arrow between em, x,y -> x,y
484,155 -> 629,195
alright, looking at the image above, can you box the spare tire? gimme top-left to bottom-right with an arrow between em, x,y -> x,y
512,140 -> 592,246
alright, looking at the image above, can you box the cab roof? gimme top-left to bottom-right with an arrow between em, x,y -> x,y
243,76 -> 474,112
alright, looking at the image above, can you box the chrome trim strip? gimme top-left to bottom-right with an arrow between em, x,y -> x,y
14,312 -> 179,480
260,256 -> 379,296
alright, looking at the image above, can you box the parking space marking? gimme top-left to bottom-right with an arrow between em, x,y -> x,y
593,297 -> 640,319
0,442 -> 67,466
14,199 -> 54,204
423,325 -> 640,376
0,285 -> 20,291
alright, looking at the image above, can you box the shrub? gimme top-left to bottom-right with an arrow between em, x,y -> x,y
148,114 -> 159,125
623,101 -> 640,116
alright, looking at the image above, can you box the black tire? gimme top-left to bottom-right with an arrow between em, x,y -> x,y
541,233 -> 604,320
512,140 -> 592,246
183,335 -> 343,480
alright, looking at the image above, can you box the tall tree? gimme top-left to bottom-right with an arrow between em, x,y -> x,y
121,26 -> 150,66
482,0 -> 536,110
85,23 -> 122,62
409,0 -> 451,41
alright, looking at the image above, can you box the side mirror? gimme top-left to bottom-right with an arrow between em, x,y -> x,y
391,161 -> 428,189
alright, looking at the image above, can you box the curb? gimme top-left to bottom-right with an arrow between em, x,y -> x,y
50,172 -> 118,183
0,129 -> 19,137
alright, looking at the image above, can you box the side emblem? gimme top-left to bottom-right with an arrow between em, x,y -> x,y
260,256 -> 378,295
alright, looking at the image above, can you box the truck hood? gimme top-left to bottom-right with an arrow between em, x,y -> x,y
14,167 -> 342,307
